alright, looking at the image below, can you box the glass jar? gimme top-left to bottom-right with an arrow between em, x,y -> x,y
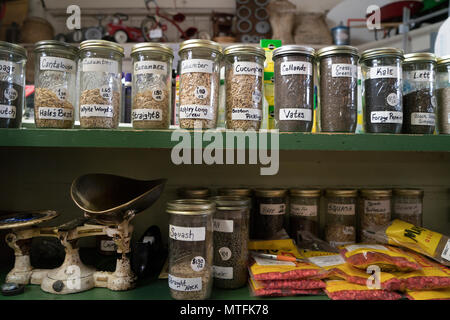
177,187 -> 211,199
0,41 -> 27,128
33,40 -> 78,129
325,189 -> 357,247
209,196 -> 250,289
437,55 -> 450,134
273,45 -> 315,132
402,53 -> 437,134
393,188 -> 423,226
167,199 -> 214,300
361,47 -> 404,133
316,45 -> 359,132
131,43 -> 173,129
359,189 -> 392,243
289,189 -> 321,241
178,39 -> 222,129
253,189 -> 287,239
78,40 -> 124,129
224,45 -> 266,130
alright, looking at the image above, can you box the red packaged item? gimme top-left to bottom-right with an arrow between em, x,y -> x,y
405,288 -> 450,300
259,279 -> 326,290
324,280 -> 402,300
249,277 -> 323,297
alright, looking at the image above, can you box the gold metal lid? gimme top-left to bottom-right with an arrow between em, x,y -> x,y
360,189 -> 392,197
289,189 -> 321,197
325,189 -> 358,197
179,39 -> 222,54
393,188 -> 424,197
254,188 -> 287,198
404,52 -> 437,63
166,199 -> 215,215
177,187 -> 211,199
316,45 -> 359,59
0,41 -> 27,60
437,55 -> 450,65
34,40 -> 79,56
131,42 -> 173,57
80,40 -> 124,56
209,196 -> 251,210
272,45 -> 315,59
218,188 -> 253,197
360,47 -> 404,62
224,44 -> 266,59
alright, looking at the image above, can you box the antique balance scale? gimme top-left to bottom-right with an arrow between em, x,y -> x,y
0,174 -> 165,294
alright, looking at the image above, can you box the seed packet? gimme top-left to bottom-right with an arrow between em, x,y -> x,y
324,280 -> 402,300
257,279 -> 326,290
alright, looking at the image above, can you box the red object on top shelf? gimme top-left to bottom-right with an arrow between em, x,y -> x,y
366,1 -> 423,22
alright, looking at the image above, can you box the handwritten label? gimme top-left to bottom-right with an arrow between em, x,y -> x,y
331,64 -> 357,78
386,93 -> 399,106
213,266 -> 233,280
370,111 -> 403,124
4,87 -> 17,101
179,105 -> 213,120
213,219 -> 234,233
364,200 -> 391,214
290,204 -> 317,217
53,87 -> 67,101
191,256 -> 205,272
0,104 -> 16,119
327,203 -> 355,215
218,247 -> 232,261
253,256 -> 295,266
195,86 -> 208,99
394,203 -> 422,215
279,108 -> 311,121
181,59 -> 213,74
343,226 -> 355,235
169,225 -> 205,241
405,70 -> 435,82
260,203 -> 286,216
280,61 -> 312,76
0,60 -> 17,74
132,109 -> 163,121
308,255 -> 345,267
369,66 -> 400,79
134,61 -> 167,75
80,104 -> 114,118
82,58 -> 118,73
100,240 -> 117,252
168,274 -> 202,292
40,56 -> 76,73
38,107 -> 73,121
231,107 -> 262,121
411,112 -> 435,126
233,62 -> 263,77
152,89 -> 164,101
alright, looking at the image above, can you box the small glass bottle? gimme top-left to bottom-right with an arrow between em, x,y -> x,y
209,196 -> 250,289
325,189 -> 357,247
289,189 -> 321,241
177,187 -> 211,199
437,55 -> 450,134
359,189 -> 392,243
393,188 -> 424,226
167,199 -> 214,300
253,189 -> 287,240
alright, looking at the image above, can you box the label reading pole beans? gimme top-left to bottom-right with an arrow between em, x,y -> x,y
40,56 -> 76,73
405,70 -> 435,82
364,200 -> 391,214
279,108 -> 312,121
280,61 -> 313,76
260,203 -> 286,215
213,266 -> 233,280
80,104 -> 114,118
179,105 -> 213,120
291,204 -> 317,217
181,59 -> 213,74
134,61 -> 167,75
371,111 -> 403,124
169,225 -> 205,241
327,203 -> 355,215
0,104 -> 16,119
231,107 -> 262,121
82,58 -> 119,73
369,66 -> 401,79
213,219 -> 234,233
219,247 -> 232,261
168,274 -> 202,292
38,107 -> 73,121
191,256 -> 205,272
132,109 -> 162,121
411,112 -> 435,126
331,64 -> 357,78
233,62 -> 263,77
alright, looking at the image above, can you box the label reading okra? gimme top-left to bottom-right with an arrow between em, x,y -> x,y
280,61 -> 312,76
394,202 -> 422,215
132,109 -> 162,121
371,111 -> 403,124
279,108 -> 312,121
364,200 -> 391,214
327,203 -> 355,215
0,104 -> 16,119
291,204 -> 317,217
369,66 -> 401,79
168,274 -> 202,292
179,105 -> 213,120
411,112 -> 435,126
405,70 -> 435,82
40,56 -> 76,73
213,266 -> 233,280
82,58 -> 119,73
80,104 -> 114,118
233,62 -> 263,77
231,108 -> 262,121
134,61 -> 167,75
38,107 -> 73,121
260,203 -> 286,215
169,225 -> 205,241
181,59 -> 213,74
331,64 -> 357,78
213,219 -> 234,233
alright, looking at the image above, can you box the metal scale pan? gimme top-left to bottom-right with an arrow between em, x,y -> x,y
0,210 -> 58,230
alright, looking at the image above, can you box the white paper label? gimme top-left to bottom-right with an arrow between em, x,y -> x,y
345,244 -> 387,252
331,64 -> 357,78
0,105 -> 16,119
395,203 -> 422,215
405,70 -> 435,82
370,111 -> 403,124
386,93 -> 399,107
233,62 -> 263,77
308,254 -> 345,267
168,274 -> 202,292
100,85 -> 113,99
149,28 -> 163,39
448,112 -> 450,124
179,105 -> 213,120
213,219 -> 234,233
0,60 -> 18,74
280,61 -> 312,76
279,108 -> 312,121
213,266 -> 233,279
80,104 -> 114,118
218,247 -> 232,261
134,61 -> 167,75
190,256 -> 205,272
38,107 -> 73,121
169,225 -> 205,241
253,256 -> 295,266
195,86 -> 208,99
132,109 -> 163,121
411,112 -> 435,126
82,58 -> 119,73
327,203 -> 355,215
152,89 -> 164,101
290,204 -> 317,217
369,66 -> 400,79
441,239 -> 450,262
4,87 -> 17,101
53,87 -> 67,101
364,200 -> 391,214
40,56 -> 76,73
231,107 -> 262,121
260,203 -> 286,215
181,59 -> 213,74
100,240 -> 117,252
343,226 -> 355,235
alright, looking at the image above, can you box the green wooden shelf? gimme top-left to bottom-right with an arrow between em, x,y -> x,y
0,128 -> 449,152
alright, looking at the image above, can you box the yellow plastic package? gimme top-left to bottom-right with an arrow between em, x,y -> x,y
405,288 -> 450,300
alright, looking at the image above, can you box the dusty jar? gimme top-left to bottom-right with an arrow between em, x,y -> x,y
79,40 -> 124,129
273,45 -> 315,132
325,189 -> 357,247
402,53 -> 437,134
167,199 -> 214,300
224,45 -> 266,130
393,188 -> 424,227
209,196 -> 250,289
177,187 -> 211,199
361,47 -> 404,133
316,45 -> 359,132
437,55 -> 450,134
359,189 -> 392,243
131,43 -> 173,129
0,41 -> 27,128
178,39 -> 222,129
34,40 -> 78,129
289,189 -> 321,241
253,189 -> 287,240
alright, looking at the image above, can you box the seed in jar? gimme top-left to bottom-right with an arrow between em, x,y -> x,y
34,87 -> 74,128
132,89 -> 169,129
79,88 -> 120,129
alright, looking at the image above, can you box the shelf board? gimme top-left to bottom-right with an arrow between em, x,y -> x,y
0,128 -> 449,152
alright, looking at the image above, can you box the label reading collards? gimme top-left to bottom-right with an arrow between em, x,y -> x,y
181,59 -> 213,74
40,56 -> 76,73
179,105 -> 213,120
169,225 -> 205,241
231,107 -> 262,121
279,108 -> 311,121
369,66 -> 400,79
80,104 -> 114,118
411,112 -> 435,126
168,274 -> 202,292
233,62 -> 263,77
280,61 -> 312,76
134,61 -> 167,75
331,64 -> 357,78
132,109 -> 163,121
0,104 -> 16,119
370,111 -> 403,124
38,107 -> 73,121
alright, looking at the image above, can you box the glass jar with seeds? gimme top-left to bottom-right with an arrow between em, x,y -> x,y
178,39 -> 222,129
289,189 -> 321,242
325,189 -> 357,247
437,55 -> 450,134
393,188 -> 424,227
359,189 -> 392,243
402,53 -> 437,134
131,43 -> 173,129
78,40 -> 123,129
0,41 -> 27,128
209,196 -> 250,289
316,45 -> 359,132
224,45 -> 266,130
167,199 -> 214,300
254,189 -> 287,240
177,187 -> 211,199
273,45 -> 315,132
33,40 -> 78,129
360,47 -> 404,133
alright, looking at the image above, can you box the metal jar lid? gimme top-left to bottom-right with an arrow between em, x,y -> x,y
80,40 -> 124,56
254,188 -> 287,198
177,187 -> 211,199
325,189 -> 358,198
393,188 -> 424,197
316,45 -> 359,59
437,55 -> 450,65
34,40 -> 79,57
209,196 -> 251,210
166,199 -> 215,215
0,41 -> 27,60
360,47 -> 404,62
218,187 -> 253,197
404,52 -> 437,63
179,39 -> 222,55
290,189 -> 321,198
360,189 -> 392,198
131,42 -> 173,58
272,45 -> 315,59
224,44 -> 266,59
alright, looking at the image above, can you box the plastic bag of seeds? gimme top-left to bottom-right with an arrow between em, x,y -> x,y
324,280 -> 402,300
405,288 -> 450,300
258,279 -> 326,290
249,277 -> 323,297
340,244 -> 422,272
